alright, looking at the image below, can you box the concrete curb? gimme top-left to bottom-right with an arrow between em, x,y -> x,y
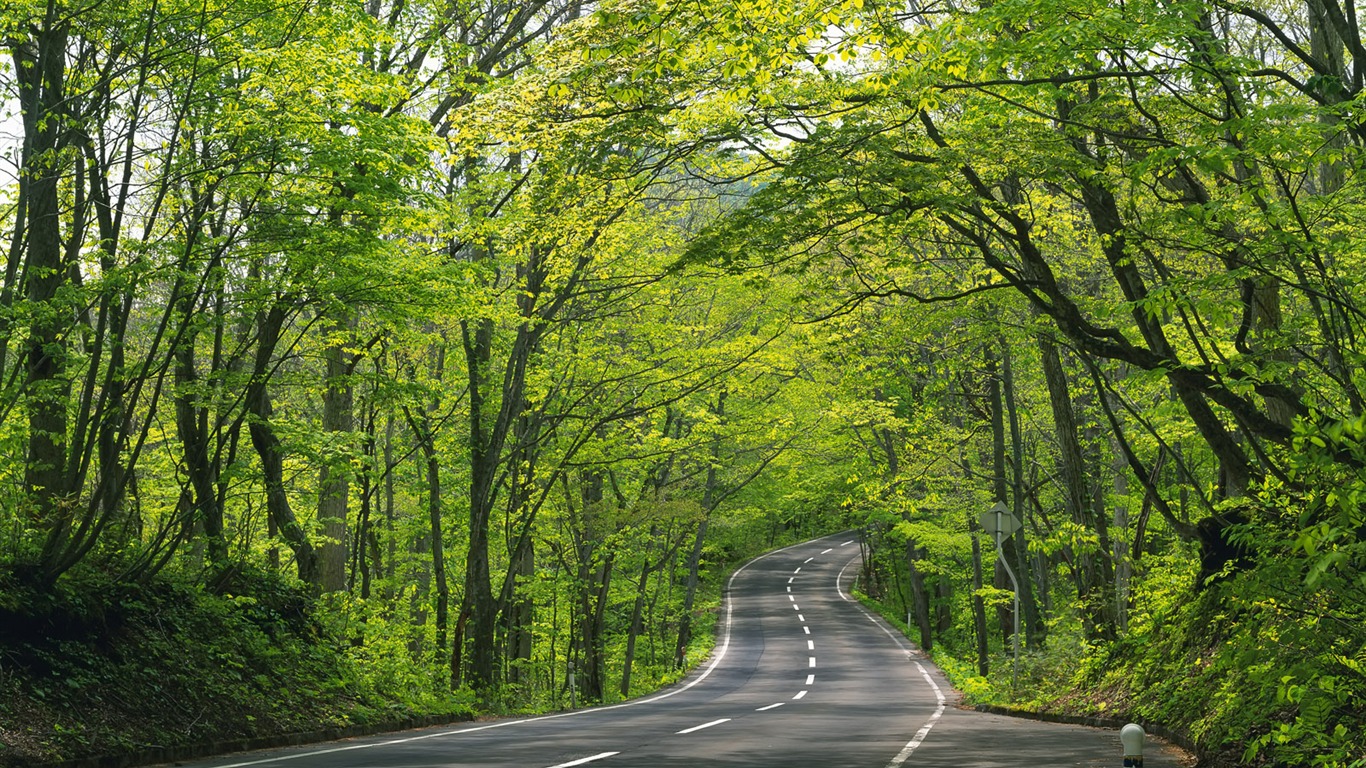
32,712 -> 475,768
972,703 -> 1200,758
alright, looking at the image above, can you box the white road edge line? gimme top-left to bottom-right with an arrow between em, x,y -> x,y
546,752 -> 621,768
756,703 -> 784,711
677,718 -> 731,735
884,663 -> 946,767
793,690 -> 807,700
206,537 -> 829,767
836,558 -> 858,602
830,543 -> 948,768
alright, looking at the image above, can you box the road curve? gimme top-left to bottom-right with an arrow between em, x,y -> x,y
164,532 -> 1187,768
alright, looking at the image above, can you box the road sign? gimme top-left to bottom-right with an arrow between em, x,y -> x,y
978,501 -> 1021,538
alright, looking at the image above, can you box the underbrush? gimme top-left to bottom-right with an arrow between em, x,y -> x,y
858,541 -> 1366,768
0,567 -> 473,766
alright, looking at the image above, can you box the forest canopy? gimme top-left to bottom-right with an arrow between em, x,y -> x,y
2,0 -> 1365,765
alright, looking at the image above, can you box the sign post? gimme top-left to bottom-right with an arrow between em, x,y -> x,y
979,501 -> 1022,688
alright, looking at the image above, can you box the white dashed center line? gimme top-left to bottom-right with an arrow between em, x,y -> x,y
807,640 -> 814,650
756,703 -> 784,712
787,586 -> 792,593
546,752 -> 620,768
793,604 -> 800,611
678,719 -> 731,735
809,656 -> 816,668
789,594 -> 795,601
794,567 -> 802,574
797,614 -> 805,621
788,576 -> 795,583
821,548 -> 833,554
793,690 -> 808,700
803,626 -> 810,634
806,674 -> 815,685
842,540 -> 854,546
804,557 -> 814,563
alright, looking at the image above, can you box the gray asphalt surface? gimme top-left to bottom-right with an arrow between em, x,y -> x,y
161,533 -> 1189,768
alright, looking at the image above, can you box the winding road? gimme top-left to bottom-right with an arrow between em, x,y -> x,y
168,533 -> 1187,768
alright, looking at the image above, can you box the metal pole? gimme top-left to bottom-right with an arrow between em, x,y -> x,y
994,506 -> 1021,689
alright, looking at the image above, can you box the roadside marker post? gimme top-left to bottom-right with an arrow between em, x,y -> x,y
1121,723 -> 1145,767
568,661 -> 577,710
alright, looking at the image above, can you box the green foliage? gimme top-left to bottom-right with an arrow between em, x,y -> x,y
0,569 -> 472,766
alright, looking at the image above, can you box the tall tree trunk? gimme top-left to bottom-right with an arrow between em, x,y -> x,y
1037,335 -> 1111,640
951,379 -> 990,676
175,325 -> 227,571
461,314 -> 499,692
986,346 -> 1015,647
1110,433 -> 1131,633
427,448 -> 449,663
674,511 -> 709,670
906,540 -> 933,652
674,392 -> 726,669
247,303 -> 318,587
969,532 -> 990,677
15,21 -> 72,577
317,309 -> 356,593
506,536 -> 535,686
1001,339 -> 1044,648
620,528 -> 658,697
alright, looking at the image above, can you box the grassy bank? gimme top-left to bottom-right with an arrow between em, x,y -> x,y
0,568 -> 473,767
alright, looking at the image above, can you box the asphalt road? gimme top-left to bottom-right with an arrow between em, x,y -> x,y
165,533 -> 1188,768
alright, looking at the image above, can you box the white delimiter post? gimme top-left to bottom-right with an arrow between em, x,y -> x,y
1121,723 -> 1145,767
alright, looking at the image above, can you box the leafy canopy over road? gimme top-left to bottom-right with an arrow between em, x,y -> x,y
1,0 -> 1364,765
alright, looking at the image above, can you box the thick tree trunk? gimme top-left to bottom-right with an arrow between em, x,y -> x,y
461,315 -> 499,692
16,24 -> 73,573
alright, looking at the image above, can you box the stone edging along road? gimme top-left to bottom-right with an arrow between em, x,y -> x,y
34,713 -> 477,768
972,703 -> 1199,759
